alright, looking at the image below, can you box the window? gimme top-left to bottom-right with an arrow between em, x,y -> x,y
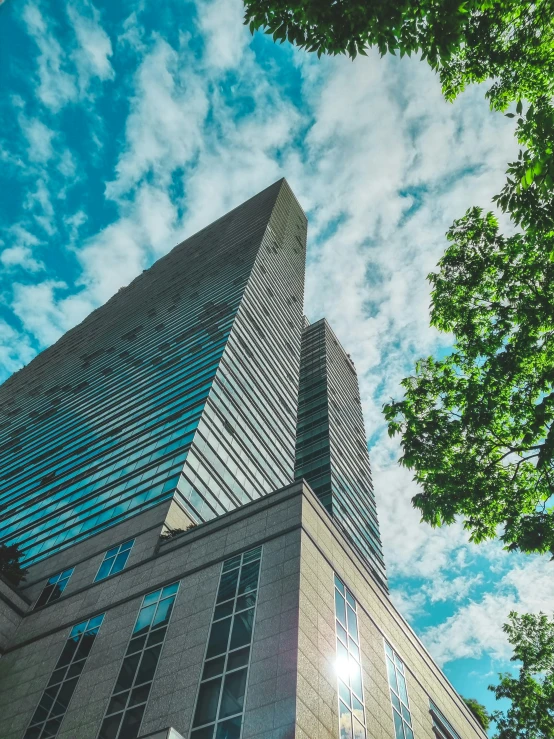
191,546 -> 262,739
384,643 -> 414,739
429,700 -> 460,739
94,540 -> 134,582
34,568 -> 74,609
98,582 -> 179,739
333,574 -> 367,739
24,614 -> 104,739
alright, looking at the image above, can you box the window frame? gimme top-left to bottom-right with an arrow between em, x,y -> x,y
94,538 -> 135,582
97,581 -> 180,739
34,567 -> 74,610
333,573 -> 368,739
429,700 -> 461,739
190,545 -> 263,739
384,641 -> 414,739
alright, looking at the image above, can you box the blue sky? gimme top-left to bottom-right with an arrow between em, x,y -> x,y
2,0 -> 553,726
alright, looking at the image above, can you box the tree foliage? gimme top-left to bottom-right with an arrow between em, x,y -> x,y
463,697 -> 491,731
490,612 -> 554,738
243,0 -> 554,109
383,102 -> 554,555
0,542 -> 28,586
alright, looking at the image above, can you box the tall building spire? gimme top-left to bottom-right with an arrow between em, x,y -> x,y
295,318 -> 386,587
0,179 -> 306,565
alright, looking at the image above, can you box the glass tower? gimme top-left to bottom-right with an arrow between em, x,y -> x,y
0,179 -> 306,565
294,318 -> 387,587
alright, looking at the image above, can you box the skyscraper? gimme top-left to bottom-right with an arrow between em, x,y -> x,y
0,181 -> 486,739
295,319 -> 386,588
0,179 -> 306,565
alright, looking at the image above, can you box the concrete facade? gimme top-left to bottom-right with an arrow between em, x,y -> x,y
0,482 -> 485,739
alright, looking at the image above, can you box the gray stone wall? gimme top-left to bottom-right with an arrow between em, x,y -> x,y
298,490 -> 486,739
0,481 -> 486,739
0,576 -> 29,655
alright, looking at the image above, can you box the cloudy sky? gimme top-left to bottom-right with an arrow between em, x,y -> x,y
2,0 -> 553,723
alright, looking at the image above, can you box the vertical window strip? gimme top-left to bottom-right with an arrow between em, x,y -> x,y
94,539 -> 135,582
429,700 -> 460,739
34,568 -> 74,609
98,582 -> 180,739
333,574 -> 367,739
191,545 -> 262,739
384,643 -> 414,739
24,614 -> 105,739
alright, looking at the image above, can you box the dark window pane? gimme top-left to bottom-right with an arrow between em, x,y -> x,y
338,679 -> 350,707
191,726 -> 215,739
127,635 -> 147,655
129,683 -> 151,706
226,646 -> 249,671
74,632 -> 96,661
152,597 -> 174,628
47,667 -> 67,687
235,592 -> 255,611
396,673 -> 409,706
30,704 -> 49,725
203,656 -> 225,680
114,653 -> 141,693
334,575 -> 345,594
35,584 -> 56,609
242,547 -> 261,563
118,704 -> 145,739
207,617 -> 231,658
99,714 -> 122,739
142,590 -> 161,607
219,668 -> 247,719
237,561 -> 259,595
222,555 -> 241,573
345,590 -> 356,609
56,639 -> 79,667
23,727 -> 42,739
229,609 -> 254,650
217,569 -> 239,604
121,539 -> 135,552
216,715 -> 242,739
42,717 -> 62,738
107,690 -> 129,716
213,601 -> 233,621
66,660 -> 85,680
146,627 -> 166,647
193,678 -> 222,727
54,676 -> 78,712
135,645 -> 162,685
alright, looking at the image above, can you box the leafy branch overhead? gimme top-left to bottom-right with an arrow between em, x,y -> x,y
243,0 -> 554,109
384,101 -> 554,556
490,612 -> 554,737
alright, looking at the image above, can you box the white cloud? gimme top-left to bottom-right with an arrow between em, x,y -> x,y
196,0 -> 250,70
68,1 -> 114,91
20,117 -> 55,163
0,322 -> 36,378
106,38 -> 209,198
423,556 -> 554,666
22,0 -> 113,112
1,245 -> 43,272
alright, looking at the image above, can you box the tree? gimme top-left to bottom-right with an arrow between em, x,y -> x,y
0,542 -> 28,586
463,697 -> 490,731
490,612 -> 554,738
383,100 -> 554,556
243,0 -> 554,109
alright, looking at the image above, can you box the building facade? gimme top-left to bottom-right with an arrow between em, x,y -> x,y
0,182 -> 485,739
0,179 -> 306,566
295,319 -> 386,588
